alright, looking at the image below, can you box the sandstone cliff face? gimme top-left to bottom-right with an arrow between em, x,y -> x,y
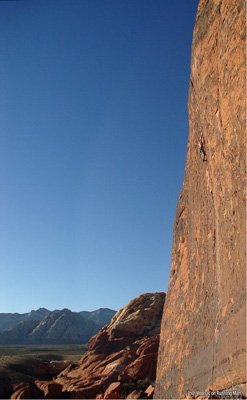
155,0 -> 246,399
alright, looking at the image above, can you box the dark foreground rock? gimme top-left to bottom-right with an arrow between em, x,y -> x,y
10,383 -> 43,399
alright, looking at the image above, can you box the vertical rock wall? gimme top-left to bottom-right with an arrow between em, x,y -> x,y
155,0 -> 246,398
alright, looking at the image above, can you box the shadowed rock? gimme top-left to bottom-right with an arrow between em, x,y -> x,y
10,383 -> 44,399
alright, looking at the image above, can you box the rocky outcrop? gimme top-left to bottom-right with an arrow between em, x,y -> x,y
34,381 -> 65,399
54,292 -> 165,399
103,382 -> 122,399
155,0 -> 246,399
10,383 -> 44,399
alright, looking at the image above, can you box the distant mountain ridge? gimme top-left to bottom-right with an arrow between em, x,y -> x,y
0,308 -> 51,332
0,307 -> 116,344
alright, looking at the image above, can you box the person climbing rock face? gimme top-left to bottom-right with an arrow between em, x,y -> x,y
198,134 -> 207,161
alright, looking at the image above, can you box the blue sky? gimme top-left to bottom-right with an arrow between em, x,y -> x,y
0,0 -> 198,313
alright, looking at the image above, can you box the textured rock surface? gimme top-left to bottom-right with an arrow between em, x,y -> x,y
35,381 -> 64,399
103,382 -> 122,399
145,385 -> 155,399
55,292 -> 165,398
10,382 -> 43,399
155,0 -> 246,399
126,390 -> 143,399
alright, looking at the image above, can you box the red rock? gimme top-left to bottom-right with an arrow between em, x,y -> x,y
35,381 -> 64,398
135,336 -> 159,357
104,382 -> 122,399
54,293 -> 165,398
126,390 -> 143,399
145,385 -> 154,399
120,352 -> 158,382
155,0 -> 246,399
10,383 -> 43,399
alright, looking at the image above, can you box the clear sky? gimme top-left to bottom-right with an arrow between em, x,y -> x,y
0,0 -> 198,313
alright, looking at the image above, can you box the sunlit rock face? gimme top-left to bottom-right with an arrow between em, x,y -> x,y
155,0 -> 246,398
55,292 -> 165,399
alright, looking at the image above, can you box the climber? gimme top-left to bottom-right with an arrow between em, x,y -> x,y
198,134 -> 207,161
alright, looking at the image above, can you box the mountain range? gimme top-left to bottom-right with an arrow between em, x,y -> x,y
0,307 -> 116,344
